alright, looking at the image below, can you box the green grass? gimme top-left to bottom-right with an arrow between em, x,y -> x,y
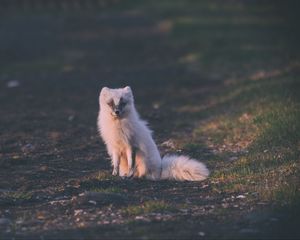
129,0 -> 300,208
194,75 -> 300,203
204,96 -> 300,203
1,191 -> 33,201
94,171 -> 117,181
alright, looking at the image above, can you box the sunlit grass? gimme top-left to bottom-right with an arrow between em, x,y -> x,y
207,101 -> 299,203
132,0 -> 300,209
93,170 -> 116,180
174,67 -> 300,205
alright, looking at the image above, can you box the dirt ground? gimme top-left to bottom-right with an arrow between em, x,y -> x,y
0,1 -> 300,239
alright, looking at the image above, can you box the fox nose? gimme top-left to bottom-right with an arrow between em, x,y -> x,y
115,110 -> 120,115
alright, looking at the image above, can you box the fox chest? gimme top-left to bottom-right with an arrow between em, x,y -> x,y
105,122 -> 134,147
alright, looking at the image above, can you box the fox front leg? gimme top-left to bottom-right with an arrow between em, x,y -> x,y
126,147 -> 136,178
111,152 -> 120,176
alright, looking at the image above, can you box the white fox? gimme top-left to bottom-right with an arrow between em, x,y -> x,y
97,86 -> 209,181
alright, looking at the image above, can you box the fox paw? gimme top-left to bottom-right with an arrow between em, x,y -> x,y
127,169 -> 135,179
112,168 -> 118,176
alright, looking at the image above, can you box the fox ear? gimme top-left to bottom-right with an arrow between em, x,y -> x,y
100,87 -> 109,96
99,87 -> 110,103
123,86 -> 133,100
101,86 -> 109,92
124,86 -> 132,92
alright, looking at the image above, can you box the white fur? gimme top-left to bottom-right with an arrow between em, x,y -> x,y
97,86 -> 209,181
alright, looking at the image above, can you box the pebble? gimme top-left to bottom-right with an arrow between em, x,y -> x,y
88,200 -> 97,205
161,139 -> 175,149
74,209 -> 83,216
7,80 -> 20,88
229,156 -> 238,161
236,195 -> 246,199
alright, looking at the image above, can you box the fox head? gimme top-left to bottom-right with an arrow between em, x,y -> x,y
99,86 -> 134,119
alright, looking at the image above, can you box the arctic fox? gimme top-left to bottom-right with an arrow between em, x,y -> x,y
97,86 -> 209,181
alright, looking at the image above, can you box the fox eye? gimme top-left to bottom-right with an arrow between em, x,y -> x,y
119,98 -> 127,107
107,100 -> 115,108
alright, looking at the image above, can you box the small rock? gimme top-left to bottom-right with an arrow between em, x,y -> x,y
21,143 -> 35,153
222,203 -> 229,208
152,102 -> 160,109
236,195 -> 246,199
15,219 -> 24,224
68,115 -> 75,121
39,165 -> 48,171
161,139 -> 176,149
229,156 -> 238,161
179,209 -> 189,213
198,231 -> 205,237
88,200 -> 97,205
239,113 -> 251,122
74,209 -> 83,216
36,212 -> 46,220
240,149 -> 249,154
7,80 -> 20,88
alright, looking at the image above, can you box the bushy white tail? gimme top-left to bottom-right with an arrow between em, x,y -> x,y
160,155 -> 209,181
